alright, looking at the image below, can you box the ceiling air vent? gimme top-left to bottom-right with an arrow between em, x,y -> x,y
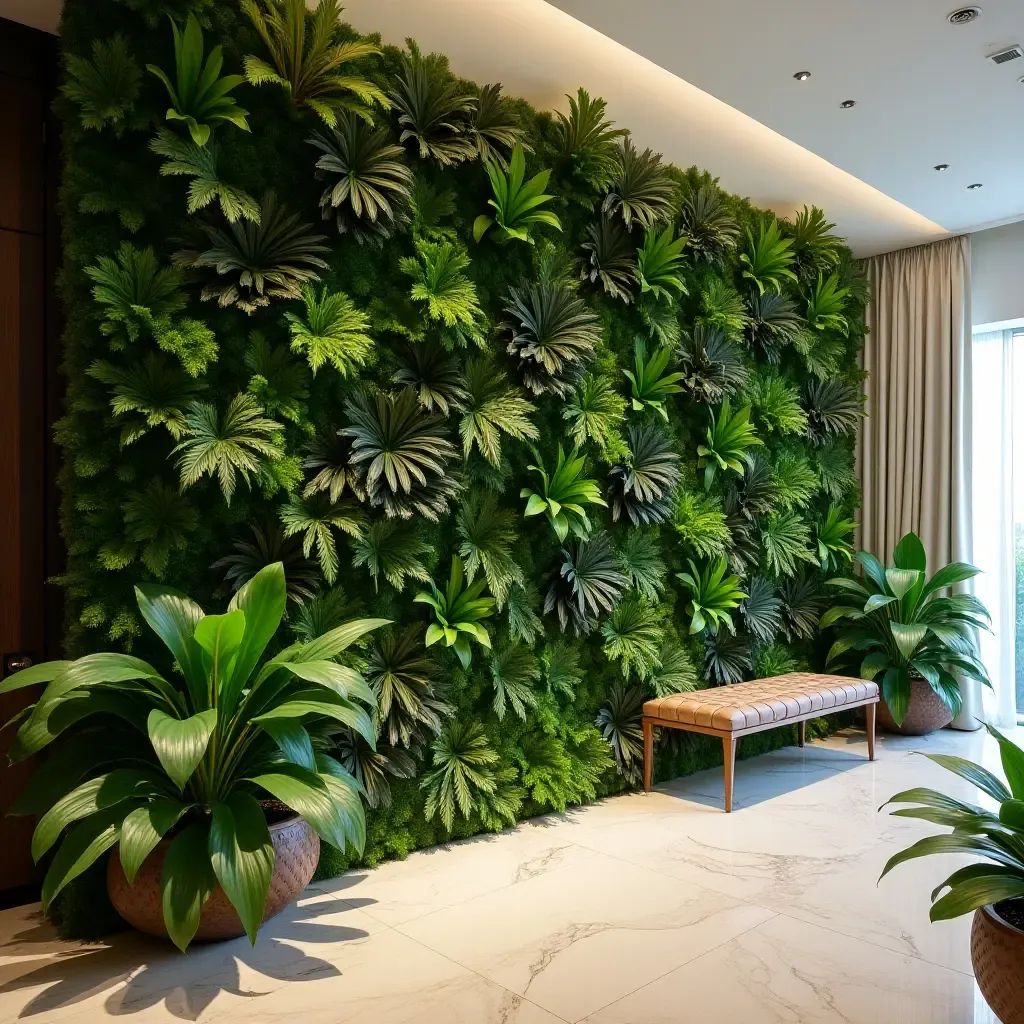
948,7 -> 982,25
987,45 -> 1023,65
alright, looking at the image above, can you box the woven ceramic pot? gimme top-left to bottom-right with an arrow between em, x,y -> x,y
971,904 -> 1024,1024
107,815 -> 319,943
876,675 -> 954,736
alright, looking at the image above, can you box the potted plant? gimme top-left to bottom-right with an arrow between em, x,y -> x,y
820,531 -> 990,734
1,563 -> 387,951
879,725 -> 1024,1023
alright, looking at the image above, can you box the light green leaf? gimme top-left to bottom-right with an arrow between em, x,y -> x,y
147,708 -> 217,791
120,799 -> 193,884
134,584 -> 207,707
258,718 -> 316,771
224,562 -> 286,712
249,765 -> 357,853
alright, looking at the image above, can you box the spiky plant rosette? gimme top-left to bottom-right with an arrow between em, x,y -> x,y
340,386 -> 461,520
606,425 -> 681,526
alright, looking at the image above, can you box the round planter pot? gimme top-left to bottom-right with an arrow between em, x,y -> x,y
971,903 -> 1024,1024
107,814 -> 319,943
876,676 -> 953,735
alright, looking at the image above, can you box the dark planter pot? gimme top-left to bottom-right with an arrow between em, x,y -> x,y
971,903 -> 1024,1023
106,814 -> 319,943
876,675 -> 954,735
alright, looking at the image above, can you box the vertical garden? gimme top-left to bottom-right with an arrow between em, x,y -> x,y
52,0 -> 866,879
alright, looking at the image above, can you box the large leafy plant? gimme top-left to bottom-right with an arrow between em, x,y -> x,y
623,339 -> 684,421
739,217 -> 797,296
606,425 -> 681,526
880,725 -> 1024,921
821,532 -> 990,726
553,88 -> 628,196
676,555 -> 747,635
697,398 -> 762,489
473,144 -> 562,245
241,0 -> 387,125
308,114 -> 414,243
521,445 -> 607,542
147,14 -> 250,146
414,556 -> 496,668
2,564 -> 385,951
634,227 -> 688,302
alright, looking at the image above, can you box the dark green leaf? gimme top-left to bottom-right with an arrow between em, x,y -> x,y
147,708 -> 217,791
41,805 -> 132,911
258,718 -> 316,771
161,820 -> 216,952
135,584 -> 207,708
120,799 -> 193,884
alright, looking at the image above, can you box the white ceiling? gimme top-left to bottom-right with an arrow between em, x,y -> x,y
8,0 -> 1019,254
548,0 -> 1024,236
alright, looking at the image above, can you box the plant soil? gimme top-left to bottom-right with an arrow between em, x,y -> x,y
994,898 -> 1024,932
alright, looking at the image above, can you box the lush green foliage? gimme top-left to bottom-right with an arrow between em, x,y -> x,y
473,144 -> 562,245
822,532 -> 990,726
880,725 -> 1024,921
55,0 -> 865,909
1,564 -> 385,950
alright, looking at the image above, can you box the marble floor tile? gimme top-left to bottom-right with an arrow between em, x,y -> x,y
396,843 -> 775,1022
316,825 -> 575,927
583,914 -> 986,1024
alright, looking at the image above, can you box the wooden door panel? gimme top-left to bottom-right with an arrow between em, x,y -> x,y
0,73 -> 45,234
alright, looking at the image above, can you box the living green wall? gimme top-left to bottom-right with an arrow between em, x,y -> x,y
54,0 -> 866,886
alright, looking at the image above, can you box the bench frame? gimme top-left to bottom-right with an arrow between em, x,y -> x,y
642,695 -> 878,812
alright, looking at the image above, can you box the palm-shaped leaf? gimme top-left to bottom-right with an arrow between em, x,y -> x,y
457,493 -> 523,609
762,512 -> 815,577
63,35 -> 141,132
635,227 -> 688,302
600,598 -> 663,680
340,387 -> 460,521
673,490 -> 731,559
212,521 -> 320,605
739,217 -> 798,295
679,186 -> 740,266
553,88 -> 628,194
420,721 -> 504,831
617,530 -> 667,602
790,206 -> 843,282
390,44 -> 477,166
241,0 -> 388,125
488,644 -> 540,721
606,425 -> 681,526
563,373 -> 626,451
698,277 -> 748,341
677,324 -> 749,404
580,216 -> 635,302
779,574 -> 827,641
744,373 -> 808,436
744,290 -> 806,364
393,342 -> 468,415
603,138 -> 677,230
401,238 -> 485,347
503,282 -> 602,397
676,556 -> 746,635
351,518 -> 432,593
174,192 -> 329,313
544,534 -> 627,635
459,358 -> 539,467
623,339 -> 685,420
521,444 -> 607,542
805,273 -> 851,335
174,394 -> 283,504
285,284 -> 373,376
697,398 -> 763,489
802,378 -> 861,445
595,683 -> 644,784
704,631 -> 754,685
307,113 -> 413,243
468,83 -> 526,167
740,577 -> 783,645
301,430 -> 364,504
279,493 -> 364,584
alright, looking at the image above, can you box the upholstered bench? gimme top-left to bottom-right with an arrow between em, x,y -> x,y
642,672 -> 879,811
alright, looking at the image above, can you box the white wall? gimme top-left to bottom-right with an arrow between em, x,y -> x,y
972,220 -> 1024,328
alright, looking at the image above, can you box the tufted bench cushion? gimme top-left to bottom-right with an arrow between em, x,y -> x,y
642,673 -> 879,811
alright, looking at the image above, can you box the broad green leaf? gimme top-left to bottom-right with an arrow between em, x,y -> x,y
224,562 -> 286,713
921,561 -> 980,599
931,863 -> 1020,902
280,661 -> 374,706
889,622 -> 926,660
292,618 -> 391,663
135,584 -> 207,707
32,653 -> 166,710
258,718 -> 315,771
9,733 -> 123,816
161,820 -> 216,952
41,805 -> 133,911
147,708 -> 217,791
930,874 -> 1024,921
316,753 -> 366,856
249,765 -> 355,853
880,832 -> 1020,881
209,792 -> 274,945
859,651 -> 890,679
120,799 -> 193,884
881,666 -> 910,726
885,568 -> 921,601
32,769 -> 161,861
986,725 -> 1024,799
924,753 -> 1012,803
193,610 -> 246,680
881,786 -> 987,817
1000,799 -> 1024,830
863,594 -> 897,614
892,532 -> 926,572
254,699 -> 374,747
0,661 -> 71,696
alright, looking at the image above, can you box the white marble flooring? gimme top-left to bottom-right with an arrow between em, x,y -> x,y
0,725 -> 1017,1023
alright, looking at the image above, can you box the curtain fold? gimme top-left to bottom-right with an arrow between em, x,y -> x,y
858,235 -> 982,727
857,235 -> 972,570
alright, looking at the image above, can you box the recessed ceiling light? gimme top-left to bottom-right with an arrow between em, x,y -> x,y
934,163 -> 950,171
947,7 -> 982,25
967,182 -> 984,189
839,100 -> 857,109
793,71 -> 811,81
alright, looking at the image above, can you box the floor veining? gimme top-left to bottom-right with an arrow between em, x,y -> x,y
1,726 -> 1016,1023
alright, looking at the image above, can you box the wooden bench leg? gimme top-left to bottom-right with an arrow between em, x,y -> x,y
866,702 -> 876,761
798,720 -> 806,747
643,718 -> 654,793
723,735 -> 736,812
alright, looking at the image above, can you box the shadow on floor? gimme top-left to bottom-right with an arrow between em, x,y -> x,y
0,890 -> 375,1021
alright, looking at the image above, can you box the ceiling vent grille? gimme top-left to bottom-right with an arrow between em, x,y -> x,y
948,7 -> 982,25
988,45 -> 1023,65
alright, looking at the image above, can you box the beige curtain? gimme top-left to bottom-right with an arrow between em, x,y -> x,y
857,235 -> 973,572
